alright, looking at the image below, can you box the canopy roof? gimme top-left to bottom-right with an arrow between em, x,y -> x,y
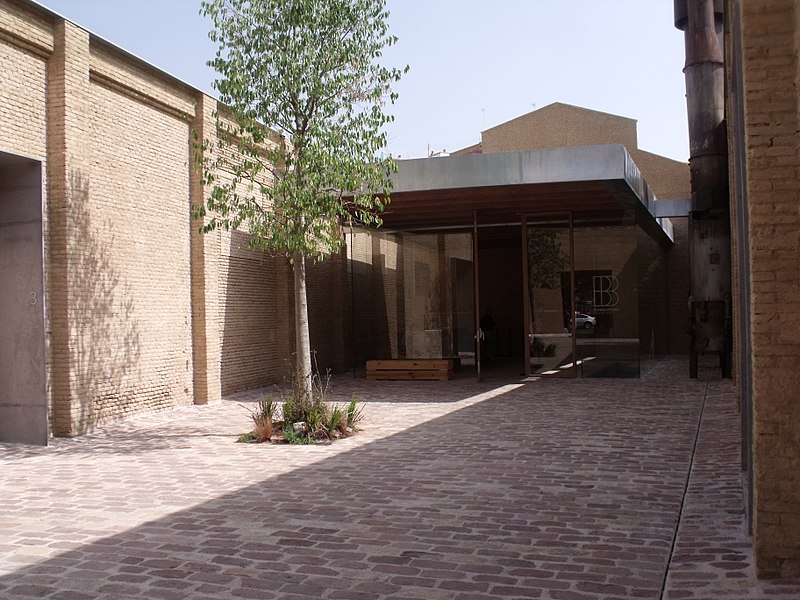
379,144 -> 673,246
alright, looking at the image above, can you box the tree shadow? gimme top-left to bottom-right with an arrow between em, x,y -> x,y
218,229 -> 292,396
0,363 -> 738,600
49,170 -> 142,435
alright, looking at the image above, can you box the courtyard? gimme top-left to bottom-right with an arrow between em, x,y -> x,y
1,358 -> 798,599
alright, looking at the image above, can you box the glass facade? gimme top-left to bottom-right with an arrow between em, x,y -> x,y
525,217 -> 574,377
348,210 -> 668,379
571,214 -> 640,378
522,211 -> 654,378
347,229 -> 473,370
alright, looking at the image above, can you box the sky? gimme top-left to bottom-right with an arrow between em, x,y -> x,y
33,0 -> 690,162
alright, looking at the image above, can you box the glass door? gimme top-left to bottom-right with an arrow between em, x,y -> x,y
523,214 -> 576,378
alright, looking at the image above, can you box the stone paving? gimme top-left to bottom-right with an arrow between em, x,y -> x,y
1,357 -> 799,599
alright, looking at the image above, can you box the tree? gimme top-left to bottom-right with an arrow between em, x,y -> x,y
196,0 -> 406,398
527,228 -> 568,334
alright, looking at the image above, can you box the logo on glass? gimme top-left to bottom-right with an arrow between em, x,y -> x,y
593,275 -> 619,308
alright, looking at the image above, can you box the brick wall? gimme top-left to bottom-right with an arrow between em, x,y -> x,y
1,0 -> 309,436
85,81 -> 193,423
217,233 -> 293,395
482,102 -> 638,153
42,20 -> 200,434
46,19 -> 92,435
730,0 -> 800,578
0,39 -> 47,159
190,93 -> 222,405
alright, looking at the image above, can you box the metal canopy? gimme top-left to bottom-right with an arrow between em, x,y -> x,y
380,144 -> 674,246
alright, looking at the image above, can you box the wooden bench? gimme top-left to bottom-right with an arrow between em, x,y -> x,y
366,359 -> 454,381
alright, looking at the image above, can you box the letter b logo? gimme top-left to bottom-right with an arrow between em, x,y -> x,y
593,275 -> 619,308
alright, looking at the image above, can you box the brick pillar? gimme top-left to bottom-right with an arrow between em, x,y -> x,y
46,20 -> 91,436
190,93 -> 222,404
735,0 -> 800,578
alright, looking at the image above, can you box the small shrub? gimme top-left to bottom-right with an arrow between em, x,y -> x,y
251,396 -> 276,442
281,395 -> 298,424
306,403 -> 328,439
283,423 -> 310,445
327,404 -> 346,436
346,397 -> 364,429
237,431 -> 257,443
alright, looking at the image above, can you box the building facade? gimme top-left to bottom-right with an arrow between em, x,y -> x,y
3,0 -> 798,580
455,102 -> 691,358
726,0 -> 800,578
0,0 -> 690,446
0,0 -> 350,443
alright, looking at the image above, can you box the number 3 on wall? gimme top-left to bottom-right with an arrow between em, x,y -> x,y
30,291 -> 38,306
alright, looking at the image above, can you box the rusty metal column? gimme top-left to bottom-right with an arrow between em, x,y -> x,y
521,217 -> 531,377
473,211 -> 482,382
675,0 -> 732,378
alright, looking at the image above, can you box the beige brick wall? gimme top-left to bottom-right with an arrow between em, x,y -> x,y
85,80 -> 194,423
90,41 -> 194,117
1,0 -> 308,435
215,237 -> 352,395
482,102 -> 638,153
190,93 -> 222,405
217,231 -> 293,395
0,0 -> 52,55
0,39 -> 47,159
46,19 -> 92,436
732,0 -> 800,578
43,15 -> 199,434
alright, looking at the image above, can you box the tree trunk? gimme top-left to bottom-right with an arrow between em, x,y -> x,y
292,252 -> 313,399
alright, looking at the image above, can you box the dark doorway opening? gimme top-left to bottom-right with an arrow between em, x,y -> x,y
0,152 -> 47,445
476,225 -> 525,378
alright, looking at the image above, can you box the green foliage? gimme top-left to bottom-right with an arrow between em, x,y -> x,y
346,397 -> 364,429
527,229 -> 568,290
196,0 -> 407,260
282,424 -> 311,445
328,404 -> 346,435
281,395 -> 299,424
255,396 -> 277,421
237,430 -> 258,443
305,402 -> 326,437
198,0 -> 406,398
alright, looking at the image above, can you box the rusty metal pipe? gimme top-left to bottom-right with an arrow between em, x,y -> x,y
675,0 -> 732,378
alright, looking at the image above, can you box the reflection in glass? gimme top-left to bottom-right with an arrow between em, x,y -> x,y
347,229 -> 473,371
573,219 -> 639,377
527,221 -> 574,377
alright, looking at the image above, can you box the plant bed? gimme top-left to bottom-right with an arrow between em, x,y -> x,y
237,371 -> 363,445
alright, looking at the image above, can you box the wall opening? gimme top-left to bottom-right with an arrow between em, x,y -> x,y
0,152 -> 47,445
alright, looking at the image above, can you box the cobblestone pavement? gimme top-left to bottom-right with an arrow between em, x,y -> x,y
1,358 -> 799,599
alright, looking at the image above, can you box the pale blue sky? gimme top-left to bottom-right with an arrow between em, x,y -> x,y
34,0 -> 689,162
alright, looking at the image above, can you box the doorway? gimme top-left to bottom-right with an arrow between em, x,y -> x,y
0,153 -> 47,445
474,225 -> 525,379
